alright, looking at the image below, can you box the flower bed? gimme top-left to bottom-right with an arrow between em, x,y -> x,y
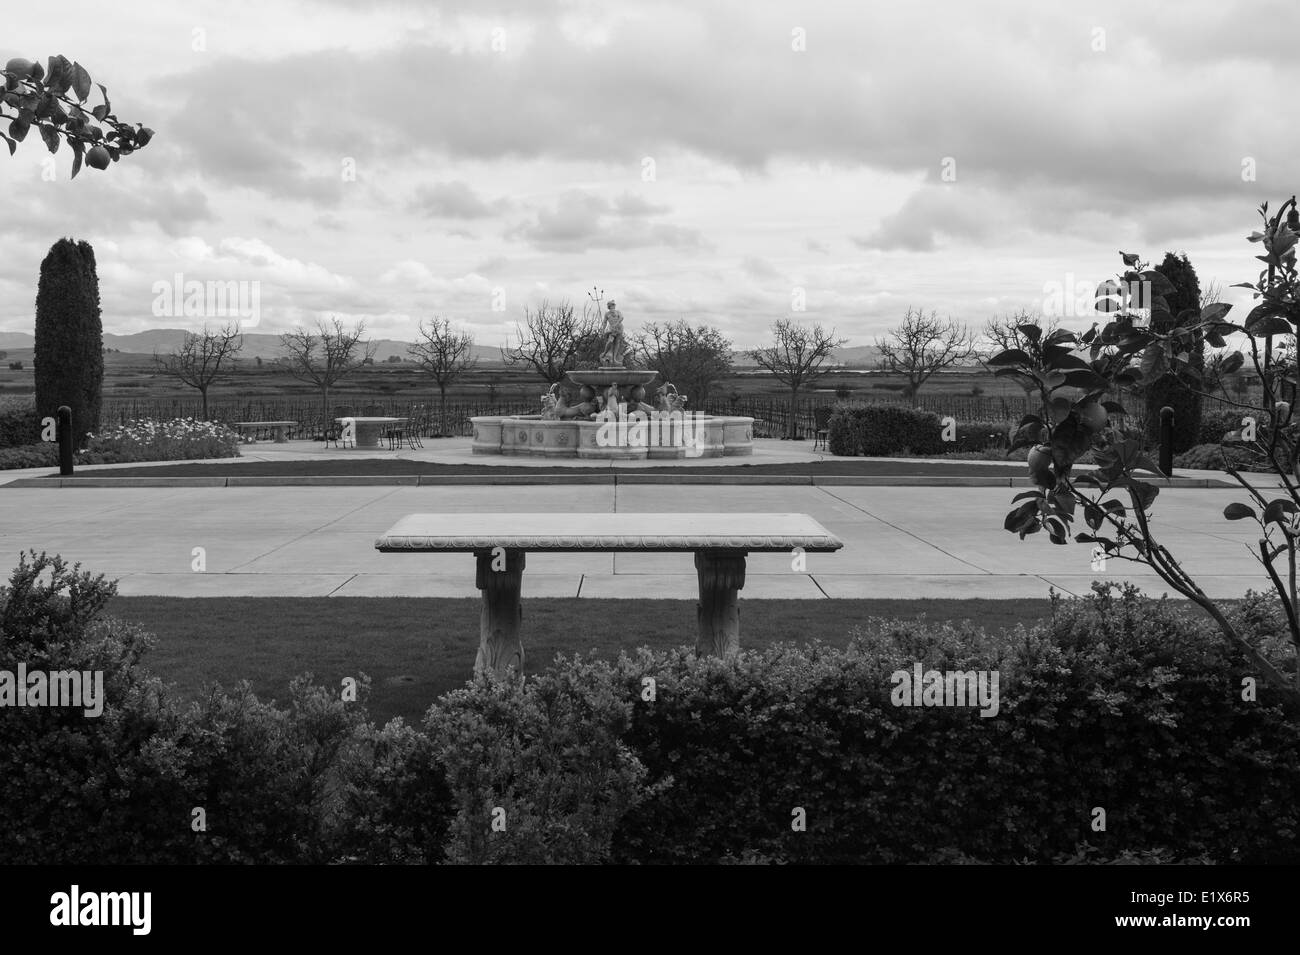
82,417 -> 242,463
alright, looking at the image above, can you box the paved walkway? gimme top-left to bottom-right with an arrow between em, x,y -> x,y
0,477 -> 1272,600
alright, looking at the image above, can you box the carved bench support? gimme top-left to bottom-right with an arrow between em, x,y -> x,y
474,548 -> 526,678
695,549 -> 747,660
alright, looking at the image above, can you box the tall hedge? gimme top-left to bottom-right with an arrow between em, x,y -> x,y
34,238 -> 104,444
1145,252 -> 1203,453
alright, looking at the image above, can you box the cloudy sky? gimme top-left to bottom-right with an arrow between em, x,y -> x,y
2,0 -> 1297,349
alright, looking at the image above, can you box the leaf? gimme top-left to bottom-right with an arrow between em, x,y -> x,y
1016,323 -> 1042,343
1132,454 -> 1165,478
1004,499 -> 1039,534
1044,516 -> 1068,544
71,62 -> 92,102
1140,270 -> 1177,297
1139,343 -> 1167,380
1084,502 -> 1104,531
1102,400 -> 1126,415
69,138 -> 83,179
1262,499 -> 1297,526
1244,305 -> 1292,337
38,123 -> 59,154
7,118 -> 29,142
0,131 -> 14,156
1120,251 -> 1140,266
1127,479 -> 1159,511
1012,490 -> 1044,503
1062,368 -> 1108,391
1199,302 -> 1233,323
986,349 -> 1031,368
1223,502 -> 1256,521
1219,351 -> 1245,374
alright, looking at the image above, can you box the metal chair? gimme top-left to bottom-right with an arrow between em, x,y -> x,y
324,420 -> 354,449
813,407 -> 832,451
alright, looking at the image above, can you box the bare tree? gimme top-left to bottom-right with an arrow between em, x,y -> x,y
408,316 -> 477,436
152,323 -> 244,419
502,299 -> 601,385
1199,278 -> 1224,310
876,307 -> 977,399
980,310 -> 1060,358
278,317 -> 376,428
750,319 -> 847,438
630,319 -> 733,403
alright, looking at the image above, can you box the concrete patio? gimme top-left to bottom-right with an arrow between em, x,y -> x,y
0,478 -> 1276,600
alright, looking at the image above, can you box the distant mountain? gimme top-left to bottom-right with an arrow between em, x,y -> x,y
0,329 -> 507,364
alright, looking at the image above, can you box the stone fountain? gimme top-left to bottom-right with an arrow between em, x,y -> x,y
471,301 -> 754,459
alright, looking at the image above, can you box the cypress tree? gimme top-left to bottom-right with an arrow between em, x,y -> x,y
34,238 -> 104,445
1146,252 -> 1203,453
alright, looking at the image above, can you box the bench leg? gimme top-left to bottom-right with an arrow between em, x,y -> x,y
694,549 -> 746,659
474,548 -> 526,678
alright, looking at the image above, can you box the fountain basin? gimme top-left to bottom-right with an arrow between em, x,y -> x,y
566,367 -> 659,388
470,414 -> 754,458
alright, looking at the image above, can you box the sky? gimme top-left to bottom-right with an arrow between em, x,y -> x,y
1,0 -> 1298,350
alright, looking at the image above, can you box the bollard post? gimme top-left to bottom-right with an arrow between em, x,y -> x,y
1159,405 -> 1174,478
57,405 -> 74,476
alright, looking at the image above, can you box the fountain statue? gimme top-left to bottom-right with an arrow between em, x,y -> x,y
599,300 -> 627,367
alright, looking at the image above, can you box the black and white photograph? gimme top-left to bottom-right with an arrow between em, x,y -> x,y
0,0 -> 1294,935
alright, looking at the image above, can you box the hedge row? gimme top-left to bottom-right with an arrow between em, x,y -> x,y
827,405 -> 1014,457
4,553 -> 1298,864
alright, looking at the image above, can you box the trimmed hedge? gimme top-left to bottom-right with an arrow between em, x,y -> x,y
828,405 -> 946,456
0,403 -> 39,450
5,552 -> 1299,865
0,443 -> 59,470
608,585 -> 1300,864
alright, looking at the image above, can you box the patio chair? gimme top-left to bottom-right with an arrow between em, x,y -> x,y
323,420 -> 354,449
813,407 -> 832,451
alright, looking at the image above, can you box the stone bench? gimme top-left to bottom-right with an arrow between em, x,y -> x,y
375,512 -> 843,676
234,420 -> 297,443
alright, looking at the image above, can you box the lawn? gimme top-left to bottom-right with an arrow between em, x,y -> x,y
72,457 -> 1032,478
109,596 -> 1055,724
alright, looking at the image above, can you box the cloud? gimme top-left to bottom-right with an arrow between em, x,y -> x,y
409,180 -> 512,218
508,190 -> 703,251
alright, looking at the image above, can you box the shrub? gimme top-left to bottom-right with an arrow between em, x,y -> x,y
826,404 -> 945,456
0,396 -> 38,449
0,443 -> 58,470
1172,442 -> 1253,471
1198,409 -> 1254,445
83,417 -> 241,462
425,659 -> 656,864
605,583 -> 1300,864
947,418 -> 1014,454
0,552 -> 407,865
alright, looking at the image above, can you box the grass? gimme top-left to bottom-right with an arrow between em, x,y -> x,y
70,456 -> 1031,478
108,596 -> 1055,724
